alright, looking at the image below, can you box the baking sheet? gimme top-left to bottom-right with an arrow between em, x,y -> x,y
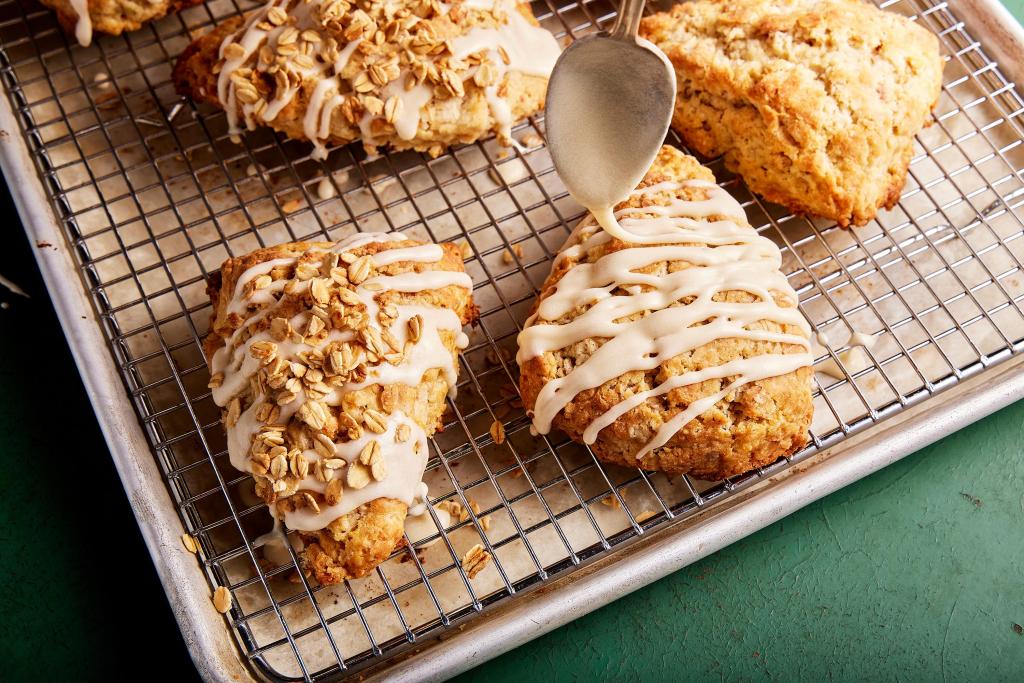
1,0 -> 1023,678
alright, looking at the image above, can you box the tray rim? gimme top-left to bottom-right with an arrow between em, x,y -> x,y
2,0 -> 1023,680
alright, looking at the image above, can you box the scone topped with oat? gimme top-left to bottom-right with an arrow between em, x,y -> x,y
39,0 -> 201,46
203,233 -> 476,584
174,0 -> 560,158
641,0 -> 944,227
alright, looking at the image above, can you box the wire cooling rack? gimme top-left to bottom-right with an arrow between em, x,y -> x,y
2,0 -> 1023,679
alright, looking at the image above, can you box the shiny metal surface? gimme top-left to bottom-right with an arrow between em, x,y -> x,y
0,0 -> 1022,680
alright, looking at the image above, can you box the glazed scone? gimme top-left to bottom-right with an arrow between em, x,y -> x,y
517,146 -> 814,480
641,0 -> 944,227
203,233 -> 476,584
40,0 -> 202,47
173,0 -> 560,159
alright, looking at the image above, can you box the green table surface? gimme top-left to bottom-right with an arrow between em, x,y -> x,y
3,2 -> 1024,679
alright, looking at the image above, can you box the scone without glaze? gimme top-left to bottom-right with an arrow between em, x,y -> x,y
641,0 -> 944,227
203,234 -> 476,584
173,0 -> 560,159
518,146 -> 814,480
40,0 -> 202,47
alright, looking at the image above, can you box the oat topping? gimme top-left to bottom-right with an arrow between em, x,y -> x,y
214,0 -> 560,157
207,232 -> 472,534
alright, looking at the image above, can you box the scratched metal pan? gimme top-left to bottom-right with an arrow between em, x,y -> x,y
1,0 -> 1023,679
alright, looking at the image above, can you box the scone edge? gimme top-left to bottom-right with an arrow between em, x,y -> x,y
518,146 -> 813,481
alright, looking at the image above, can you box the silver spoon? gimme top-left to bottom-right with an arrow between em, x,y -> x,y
544,0 -> 676,216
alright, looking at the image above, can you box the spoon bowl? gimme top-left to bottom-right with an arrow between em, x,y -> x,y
544,28 -> 676,213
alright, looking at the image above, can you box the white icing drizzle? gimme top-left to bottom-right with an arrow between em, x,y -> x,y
214,0 -> 560,157
316,177 -> 337,199
517,180 -> 813,460
404,500 -> 451,548
448,5 -> 561,141
816,329 -> 876,379
210,232 -> 471,532
69,0 -> 92,46
254,514 -> 306,565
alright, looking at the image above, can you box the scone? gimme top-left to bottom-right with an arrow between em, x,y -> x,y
641,0 -> 944,227
203,232 -> 476,584
173,0 -> 561,159
517,146 -> 814,480
40,0 -> 202,47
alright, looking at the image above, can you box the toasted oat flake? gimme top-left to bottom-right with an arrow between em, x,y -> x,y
461,544 -> 491,579
406,314 -> 423,343
395,423 -> 411,443
363,408 -> 388,434
384,95 -> 403,124
213,586 -> 232,614
489,420 -> 506,445
224,42 -> 246,60
282,198 -> 302,213
301,492 -> 321,513
266,6 -> 287,25
181,533 -> 199,554
314,433 -> 335,457
207,372 -> 224,389
600,495 -> 621,510
225,398 -> 241,427
324,477 -> 344,505
520,132 -> 544,148
359,439 -> 381,465
635,510 -> 657,523
270,453 -> 288,480
310,278 -> 331,305
347,462 -> 371,489
348,255 -> 374,284
370,456 -> 387,481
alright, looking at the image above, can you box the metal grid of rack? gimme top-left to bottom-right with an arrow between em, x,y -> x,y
1,0 -> 1022,678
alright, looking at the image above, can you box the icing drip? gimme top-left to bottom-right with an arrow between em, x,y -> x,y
214,0 -> 560,156
449,5 -> 562,141
517,181 -> 813,460
69,0 -> 92,46
209,232 -> 471,532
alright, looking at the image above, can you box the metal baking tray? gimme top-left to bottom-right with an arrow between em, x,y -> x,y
2,0 -> 1022,679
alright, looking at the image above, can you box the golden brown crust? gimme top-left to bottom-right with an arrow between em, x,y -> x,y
40,0 -> 202,39
300,498 -> 408,585
640,0 -> 943,227
204,236 -> 476,584
173,0 -> 551,156
519,146 -> 812,480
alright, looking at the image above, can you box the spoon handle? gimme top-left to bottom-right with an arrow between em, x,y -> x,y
609,0 -> 646,41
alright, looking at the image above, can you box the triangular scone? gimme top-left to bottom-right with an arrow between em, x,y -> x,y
203,234 -> 476,584
38,0 -> 201,47
174,0 -> 560,159
641,0 -> 943,227
517,146 -> 813,480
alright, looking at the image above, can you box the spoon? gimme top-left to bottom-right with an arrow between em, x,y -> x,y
544,0 -> 676,234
